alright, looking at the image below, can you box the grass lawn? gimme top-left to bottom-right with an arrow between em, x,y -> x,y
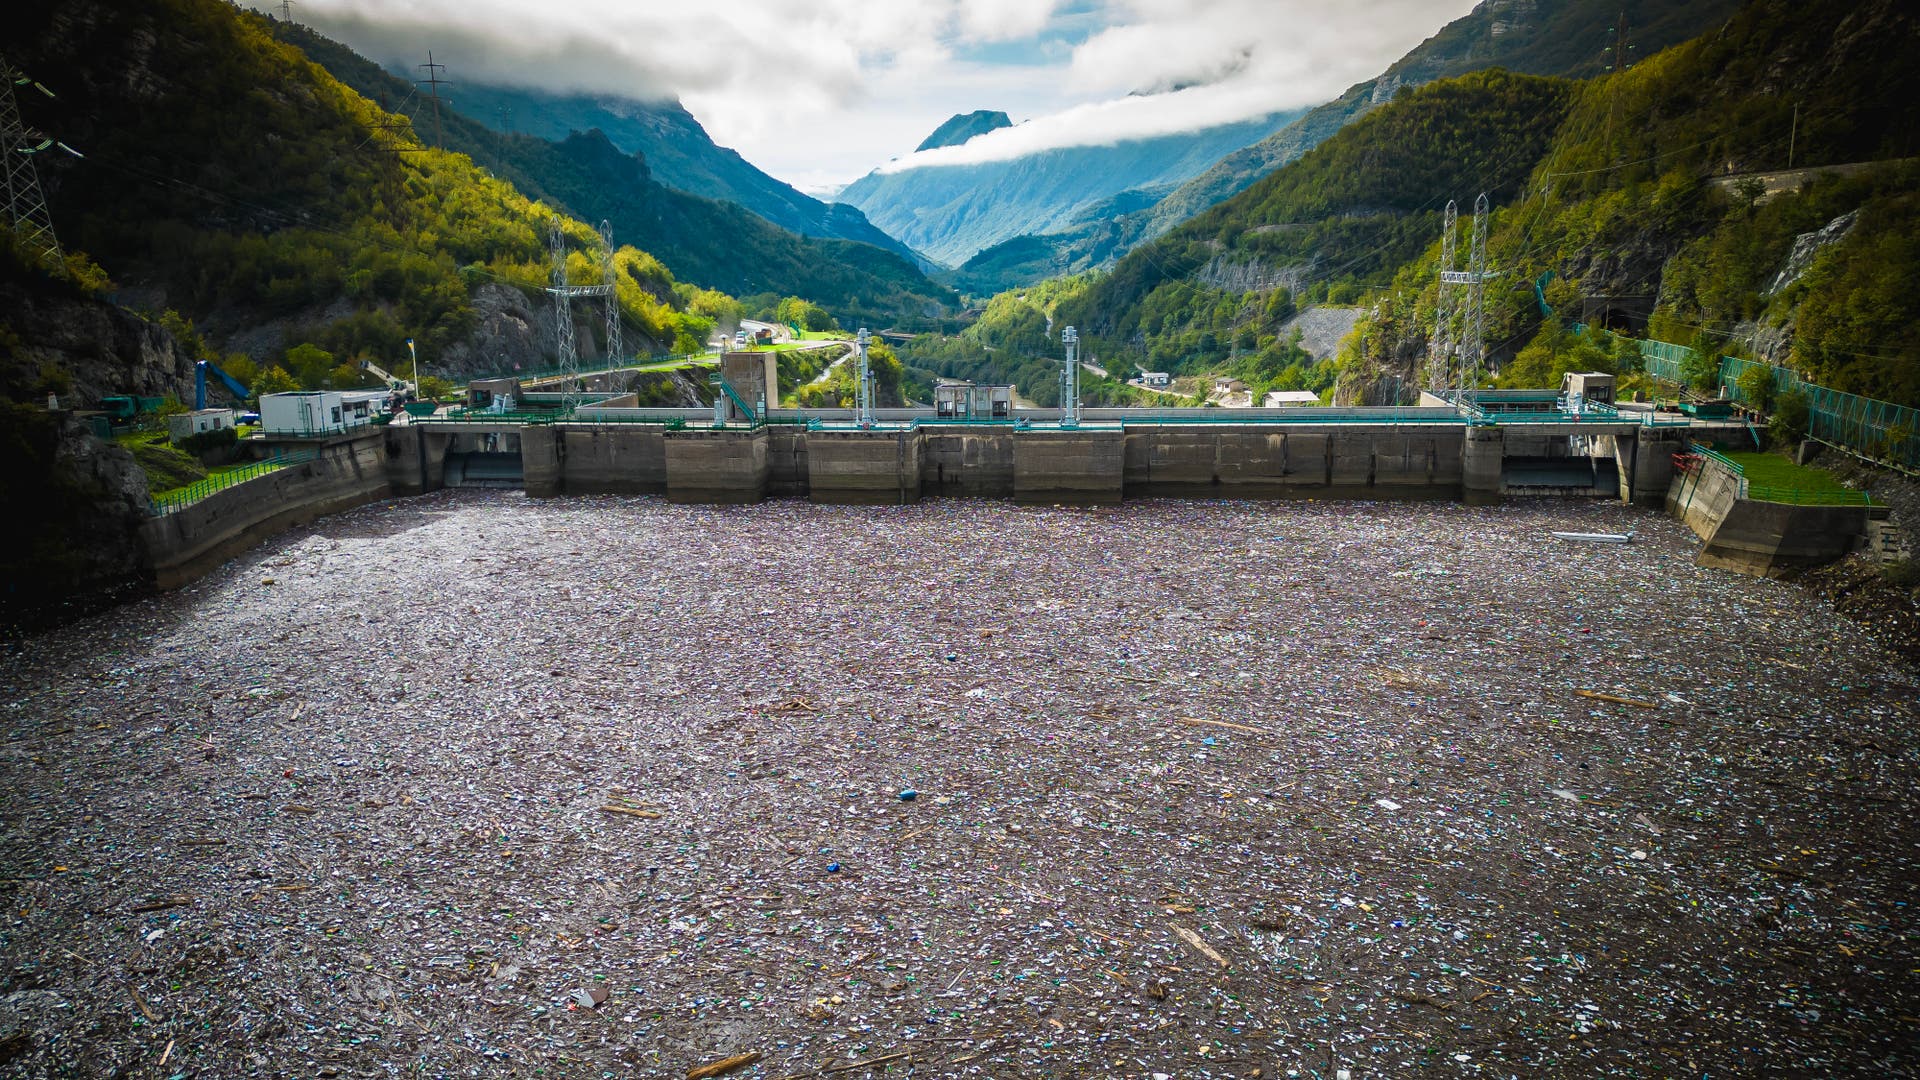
1722,451 -> 1852,492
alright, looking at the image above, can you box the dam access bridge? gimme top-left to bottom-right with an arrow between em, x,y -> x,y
387,355 -> 1750,507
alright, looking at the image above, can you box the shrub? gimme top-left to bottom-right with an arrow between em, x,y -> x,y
1768,390 -> 1811,446
175,426 -> 238,455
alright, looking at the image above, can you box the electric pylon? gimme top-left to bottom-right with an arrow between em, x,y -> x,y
1434,193 -> 1492,411
1,60 -> 65,271
599,220 -> 621,366
1427,199 -> 1458,391
548,220 -> 577,393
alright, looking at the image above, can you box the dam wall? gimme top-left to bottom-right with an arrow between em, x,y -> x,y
492,419 -> 1638,505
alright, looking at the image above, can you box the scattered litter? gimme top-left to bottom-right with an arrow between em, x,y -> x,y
0,491 -> 1911,1077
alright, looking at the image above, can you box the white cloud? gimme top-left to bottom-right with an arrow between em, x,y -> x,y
881,0 -> 1477,171
259,0 -> 1476,187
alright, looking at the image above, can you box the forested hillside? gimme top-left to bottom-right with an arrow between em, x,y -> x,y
931,0 -> 1919,412
1336,0 -> 1920,406
951,0 -> 1742,296
12,0 -> 728,387
275,23 -> 956,332
440,81 -> 919,260
1050,71 -> 1573,377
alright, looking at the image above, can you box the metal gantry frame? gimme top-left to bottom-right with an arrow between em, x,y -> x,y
1059,325 -> 1080,427
855,327 -> 875,428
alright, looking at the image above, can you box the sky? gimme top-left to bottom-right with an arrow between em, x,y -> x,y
264,0 -> 1479,193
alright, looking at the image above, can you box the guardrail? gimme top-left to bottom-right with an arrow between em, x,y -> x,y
1745,485 -> 1876,506
1686,442 -> 1876,505
148,450 -> 317,516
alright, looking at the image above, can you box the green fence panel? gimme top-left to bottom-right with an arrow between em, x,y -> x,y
1640,339 -> 1917,470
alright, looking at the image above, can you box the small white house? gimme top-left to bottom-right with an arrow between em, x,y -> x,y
168,407 -> 235,442
1263,390 -> 1323,408
259,391 -> 384,436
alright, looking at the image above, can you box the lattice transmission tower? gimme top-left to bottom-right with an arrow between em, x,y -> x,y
1,60 -> 66,272
1426,199 -> 1459,391
546,219 -> 622,401
1434,193 -> 1492,411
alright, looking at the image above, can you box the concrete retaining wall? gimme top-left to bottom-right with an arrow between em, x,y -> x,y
1666,457 -> 1869,577
921,428 -> 1015,498
1015,429 -> 1124,505
140,432 -> 390,589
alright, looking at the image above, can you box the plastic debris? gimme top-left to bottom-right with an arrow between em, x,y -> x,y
0,490 -> 1913,1077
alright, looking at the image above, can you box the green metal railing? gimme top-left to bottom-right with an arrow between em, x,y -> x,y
1639,338 -> 1917,471
1686,442 -> 1875,506
483,351 -> 717,387
1745,485 -> 1876,506
149,450 -> 317,516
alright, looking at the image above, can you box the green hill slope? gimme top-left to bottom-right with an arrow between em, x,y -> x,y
276,23 -> 955,331
1052,70 -> 1574,376
409,80 -> 924,264
14,0 -> 728,382
1338,0 -> 1920,405
952,0 -> 1742,296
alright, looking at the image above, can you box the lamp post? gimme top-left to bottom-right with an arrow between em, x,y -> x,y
856,327 -> 874,429
1060,326 -> 1079,428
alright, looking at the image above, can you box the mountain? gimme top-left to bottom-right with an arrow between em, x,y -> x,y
1043,0 -> 1920,409
838,110 -> 1303,268
951,0 -> 1745,295
916,111 -> 1012,152
276,24 -> 956,330
433,81 -> 920,263
11,0 -> 737,383
1053,69 -> 1576,373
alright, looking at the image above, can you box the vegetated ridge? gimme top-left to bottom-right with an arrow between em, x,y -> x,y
279,23 -> 957,332
15,0 -> 740,390
439,80 -> 922,263
1042,70 -> 1573,391
921,0 -> 1920,414
1328,0 -> 1920,408
949,0 -> 1744,296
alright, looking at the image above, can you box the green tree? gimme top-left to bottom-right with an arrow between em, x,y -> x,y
252,366 -> 299,398
1681,333 -> 1722,394
1735,364 -> 1778,412
1768,390 -> 1811,446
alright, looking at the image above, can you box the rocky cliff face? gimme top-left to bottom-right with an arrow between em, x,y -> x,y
0,273 -> 190,628
0,277 -> 194,407
0,406 -> 152,631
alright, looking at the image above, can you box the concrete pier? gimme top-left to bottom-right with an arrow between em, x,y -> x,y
1462,426 -> 1504,504
665,428 -> 768,504
807,428 -> 922,505
1014,427 -> 1124,505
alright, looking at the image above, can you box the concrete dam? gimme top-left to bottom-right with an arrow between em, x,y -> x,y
388,406 -> 1707,508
